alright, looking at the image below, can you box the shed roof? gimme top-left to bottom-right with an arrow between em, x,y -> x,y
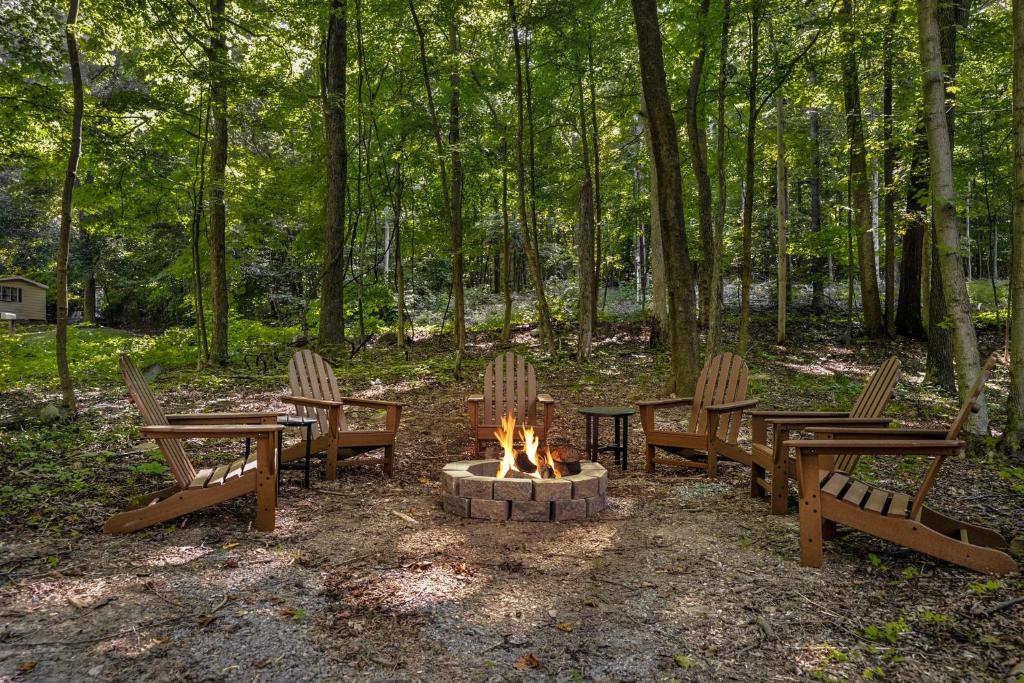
0,276 -> 49,290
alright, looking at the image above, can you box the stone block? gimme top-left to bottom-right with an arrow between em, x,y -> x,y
470,498 -> 510,520
586,493 -> 607,517
553,498 -> 587,521
443,470 -> 472,494
597,472 -> 607,496
565,474 -> 599,499
493,478 -> 534,501
510,500 -> 552,522
443,494 -> 470,517
533,479 -> 572,502
458,476 -> 494,499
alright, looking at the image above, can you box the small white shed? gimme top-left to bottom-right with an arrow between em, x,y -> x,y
0,276 -> 48,321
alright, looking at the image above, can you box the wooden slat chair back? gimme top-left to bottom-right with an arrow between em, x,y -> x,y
120,355 -> 195,487
482,352 -> 537,426
689,352 -> 749,443
287,350 -> 348,439
834,355 -> 901,473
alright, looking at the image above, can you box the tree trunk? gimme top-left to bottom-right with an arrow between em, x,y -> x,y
56,0 -> 83,412
631,0 -> 701,393
449,17 -> 466,379
1008,0 -> 1024,435
737,7 -> 759,356
808,68 -> 825,313
710,0 -> 731,354
501,166 -> 513,342
918,0 -> 988,432
394,160 -> 408,357
207,0 -> 230,365
896,123 -> 928,338
642,96 -> 668,340
577,68 -> 596,361
190,96 -> 211,366
842,0 -> 884,339
510,0 -> 557,355
588,38 -> 603,319
320,0 -> 346,351
775,95 -> 787,344
883,5 -> 897,334
687,0 -> 714,332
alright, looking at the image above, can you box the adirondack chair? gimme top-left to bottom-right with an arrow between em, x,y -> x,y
747,356 -> 901,514
105,355 -> 282,534
281,351 -> 405,478
787,356 -> 1018,574
638,352 -> 758,477
467,352 -> 555,455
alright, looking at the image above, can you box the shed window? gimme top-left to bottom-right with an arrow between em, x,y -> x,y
0,286 -> 23,303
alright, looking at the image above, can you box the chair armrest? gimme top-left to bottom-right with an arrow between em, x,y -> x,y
166,412 -> 279,425
140,424 -> 282,439
785,438 -> 964,457
637,397 -> 694,408
765,416 -> 892,428
537,394 -> 555,404
281,395 -> 344,409
342,397 -> 408,409
805,427 -> 948,439
748,410 -> 850,418
467,394 -> 484,404
704,399 -> 758,414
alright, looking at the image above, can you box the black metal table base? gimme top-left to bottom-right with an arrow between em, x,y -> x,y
583,413 -> 630,471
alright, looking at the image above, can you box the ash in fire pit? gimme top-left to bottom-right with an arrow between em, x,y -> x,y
443,413 -> 607,522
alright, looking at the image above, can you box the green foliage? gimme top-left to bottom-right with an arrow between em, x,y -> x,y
861,618 -> 909,644
967,579 -> 1004,596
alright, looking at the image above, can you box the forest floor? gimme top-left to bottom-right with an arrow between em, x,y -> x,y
1,314 -> 1023,682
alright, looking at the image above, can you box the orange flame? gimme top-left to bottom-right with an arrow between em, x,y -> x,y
522,426 -> 541,472
544,445 -> 561,478
494,412 -> 517,478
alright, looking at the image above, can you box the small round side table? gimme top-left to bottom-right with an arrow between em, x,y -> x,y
276,415 -> 317,491
578,406 -> 636,471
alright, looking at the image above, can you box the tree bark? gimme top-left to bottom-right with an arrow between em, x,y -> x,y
57,0 -> 82,412
918,0 -> 988,432
775,95 -> 787,344
841,0 -> 884,339
448,17 -> 466,379
1009,0 -> 1024,435
896,123 -> 927,338
190,96 -> 211,366
577,67 -> 596,361
737,7 -> 759,356
687,0 -> 714,332
883,5 -> 897,334
207,0 -> 229,364
588,38 -> 603,318
501,165 -> 513,342
808,68 -> 825,313
510,0 -> 557,355
641,96 -> 668,341
710,0 -> 731,354
631,0 -> 701,393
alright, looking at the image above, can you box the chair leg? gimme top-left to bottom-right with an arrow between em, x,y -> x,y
706,442 -> 718,479
770,437 -> 790,515
750,463 -> 766,498
325,439 -> 338,481
384,445 -> 394,477
645,444 -> 655,474
796,449 -> 824,568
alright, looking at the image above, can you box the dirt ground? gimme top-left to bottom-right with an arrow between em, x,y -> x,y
1,323 -> 1023,682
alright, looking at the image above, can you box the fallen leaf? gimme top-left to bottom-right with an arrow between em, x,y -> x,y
514,654 -> 540,670
556,622 -> 573,633
18,662 -> 36,673
197,614 -> 217,627
67,594 -> 89,609
221,542 -> 239,550
452,562 -> 474,576
674,654 -> 694,669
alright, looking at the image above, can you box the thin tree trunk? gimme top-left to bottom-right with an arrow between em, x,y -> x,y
842,0 -> 884,338
687,0 -> 714,332
808,68 -> 825,313
207,0 -> 229,364
394,159 -> 408,357
320,0 -> 347,351
918,0 -> 988,432
190,96 -> 211,366
501,166 -> 513,342
56,0 -> 83,412
588,38 -> 603,318
577,67 -> 596,361
1008,0 -> 1024,434
738,7 -> 759,356
449,17 -> 466,379
710,0 -> 731,354
883,5 -> 897,334
775,94 -> 787,344
642,96 -> 668,342
632,0 -> 701,393
896,123 -> 928,338
510,0 -> 556,354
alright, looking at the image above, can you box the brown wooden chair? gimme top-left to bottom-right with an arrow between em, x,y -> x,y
105,355 -> 282,534
638,352 -> 758,477
787,356 -> 1018,575
747,355 -> 901,514
281,350 -> 405,478
467,352 -> 555,455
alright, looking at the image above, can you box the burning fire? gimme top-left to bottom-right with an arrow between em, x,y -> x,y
493,412 -> 563,479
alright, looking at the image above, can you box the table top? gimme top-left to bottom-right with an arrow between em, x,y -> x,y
277,415 -> 318,427
578,406 -> 637,417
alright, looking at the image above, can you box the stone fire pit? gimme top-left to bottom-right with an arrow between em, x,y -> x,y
442,459 -> 608,522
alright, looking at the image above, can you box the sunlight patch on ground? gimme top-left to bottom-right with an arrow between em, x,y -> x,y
143,545 -> 214,567
778,361 -> 838,377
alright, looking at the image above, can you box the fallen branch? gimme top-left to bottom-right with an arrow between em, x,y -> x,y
986,596 -> 1024,615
